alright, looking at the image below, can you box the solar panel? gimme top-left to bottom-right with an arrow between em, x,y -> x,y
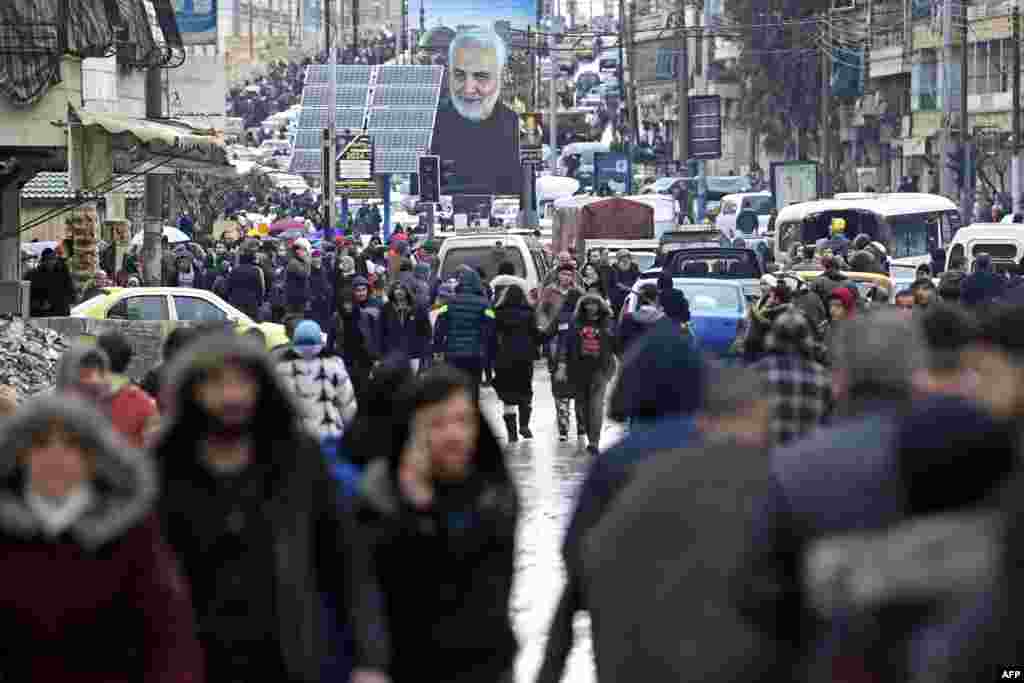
293,65 -> 442,175
376,65 -> 444,86
366,129 -> 431,150
375,150 -> 423,175
373,86 -> 437,107
367,108 -> 434,129
292,129 -> 323,150
301,87 -> 368,108
289,149 -> 323,174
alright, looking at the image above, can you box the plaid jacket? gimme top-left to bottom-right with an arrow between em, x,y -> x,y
752,353 -> 833,447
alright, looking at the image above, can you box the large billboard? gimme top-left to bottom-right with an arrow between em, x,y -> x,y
424,0 -> 535,195
166,56 -> 227,120
173,0 -> 218,45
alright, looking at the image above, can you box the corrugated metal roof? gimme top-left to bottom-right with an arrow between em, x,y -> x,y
21,173 -> 145,201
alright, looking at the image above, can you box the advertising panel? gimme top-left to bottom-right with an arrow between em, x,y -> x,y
173,0 -> 218,45
770,161 -> 819,210
593,152 -> 631,195
166,56 -> 227,119
424,0 -> 535,195
337,133 -> 377,198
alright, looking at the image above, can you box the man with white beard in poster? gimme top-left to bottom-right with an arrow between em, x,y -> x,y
431,27 -> 521,195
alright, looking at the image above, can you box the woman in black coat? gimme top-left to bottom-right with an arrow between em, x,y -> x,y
492,283 -> 542,442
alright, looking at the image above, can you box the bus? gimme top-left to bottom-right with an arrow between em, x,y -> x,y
773,193 -> 961,273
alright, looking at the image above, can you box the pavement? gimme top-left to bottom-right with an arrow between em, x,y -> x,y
478,362 -> 624,683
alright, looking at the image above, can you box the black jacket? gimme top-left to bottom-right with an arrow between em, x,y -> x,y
357,412 -> 519,683
152,334 -> 387,682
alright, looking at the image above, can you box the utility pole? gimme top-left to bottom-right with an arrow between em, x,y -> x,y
249,0 -> 255,61
960,0 -> 972,222
675,1 -> 689,171
941,0 -> 955,198
324,0 -> 337,232
1013,3 -> 1022,215
821,13 -> 832,196
143,66 -> 165,286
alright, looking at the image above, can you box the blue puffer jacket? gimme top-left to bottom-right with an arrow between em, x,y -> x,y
432,268 -> 495,361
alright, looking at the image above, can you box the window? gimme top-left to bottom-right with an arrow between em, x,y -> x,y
671,251 -> 761,279
741,195 -> 775,215
720,200 -> 738,215
174,296 -> 229,322
106,296 -> 168,321
676,283 -> 743,312
441,247 -> 527,281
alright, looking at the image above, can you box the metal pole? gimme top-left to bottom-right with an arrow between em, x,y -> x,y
676,4 -> 689,169
960,1 -> 972,222
426,199 -> 435,239
941,0 -> 954,197
249,0 -> 255,60
821,15 -> 832,197
325,13 -> 338,231
550,66 -> 558,173
1013,3 -> 1022,215
143,66 -> 165,286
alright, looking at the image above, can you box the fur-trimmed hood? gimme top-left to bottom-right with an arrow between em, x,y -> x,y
0,395 -> 157,550
492,275 -> 530,308
152,332 -> 303,469
573,292 -> 613,322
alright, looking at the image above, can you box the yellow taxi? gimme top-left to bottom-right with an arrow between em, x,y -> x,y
71,287 -> 290,349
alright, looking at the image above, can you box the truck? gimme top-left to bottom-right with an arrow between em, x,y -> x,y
551,196 -> 655,256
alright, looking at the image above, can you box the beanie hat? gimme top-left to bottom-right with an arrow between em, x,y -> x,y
351,275 -> 369,288
293,237 -> 312,253
292,319 -> 323,347
659,288 -> 690,322
830,217 -> 847,235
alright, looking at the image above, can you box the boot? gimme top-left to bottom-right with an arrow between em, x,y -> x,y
518,405 -> 533,439
503,414 -> 518,443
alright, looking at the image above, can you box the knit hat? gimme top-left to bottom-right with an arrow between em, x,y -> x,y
293,237 -> 312,253
830,217 -> 847,235
351,275 -> 369,289
616,249 -> 631,260
659,288 -> 690,323
292,319 -> 323,347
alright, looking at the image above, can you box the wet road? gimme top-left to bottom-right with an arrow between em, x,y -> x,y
479,363 -> 623,683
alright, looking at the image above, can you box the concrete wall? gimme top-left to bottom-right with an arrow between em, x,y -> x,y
32,317 -> 232,380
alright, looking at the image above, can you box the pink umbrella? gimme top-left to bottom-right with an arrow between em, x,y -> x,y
268,219 -> 306,234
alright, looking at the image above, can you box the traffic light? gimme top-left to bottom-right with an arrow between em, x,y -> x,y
946,148 -> 964,190
440,159 -> 457,188
418,155 -> 440,202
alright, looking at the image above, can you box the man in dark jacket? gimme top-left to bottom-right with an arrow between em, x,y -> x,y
616,283 -> 663,354
607,249 -> 640,313
329,275 -> 382,402
582,368 -> 783,683
809,255 -> 853,309
380,280 -> 432,372
285,238 -> 312,319
358,365 -> 519,683
432,267 -> 496,397
226,251 -> 266,321
152,333 -> 388,683
28,248 -> 75,316
960,252 -> 1006,308
537,322 -> 706,683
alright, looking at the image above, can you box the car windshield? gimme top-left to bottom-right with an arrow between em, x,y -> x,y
741,195 -> 774,214
632,252 -> 656,270
672,251 -> 761,279
441,246 -> 527,280
675,283 -> 743,313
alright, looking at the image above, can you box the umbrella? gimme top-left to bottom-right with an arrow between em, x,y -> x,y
269,219 -> 306,234
130,226 -> 190,247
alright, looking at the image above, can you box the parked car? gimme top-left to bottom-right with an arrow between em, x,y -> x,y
71,287 -> 290,349
620,277 -> 748,355
667,247 -> 764,301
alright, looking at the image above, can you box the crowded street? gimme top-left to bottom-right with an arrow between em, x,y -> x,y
10,0 -> 1024,681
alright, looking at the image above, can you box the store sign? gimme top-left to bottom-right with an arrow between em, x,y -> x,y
337,132 -> 377,198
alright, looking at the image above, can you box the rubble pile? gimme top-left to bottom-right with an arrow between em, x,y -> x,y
0,319 -> 70,399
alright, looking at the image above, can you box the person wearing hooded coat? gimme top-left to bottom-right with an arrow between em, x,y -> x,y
356,365 -> 519,683
493,282 -> 543,443
277,320 -> 358,440
380,279 -> 432,372
285,238 -> 313,319
226,250 -> 266,322
536,322 -> 706,683
556,292 -> 616,456
960,252 -> 1007,308
308,249 -> 335,332
606,249 -> 640,313
432,267 -> 496,397
152,333 -> 388,683
0,395 -> 204,683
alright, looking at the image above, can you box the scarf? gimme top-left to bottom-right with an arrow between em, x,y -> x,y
25,484 -> 94,537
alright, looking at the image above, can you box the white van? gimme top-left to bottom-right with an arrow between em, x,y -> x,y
716,191 -> 775,240
436,233 -> 551,302
945,223 -> 1024,273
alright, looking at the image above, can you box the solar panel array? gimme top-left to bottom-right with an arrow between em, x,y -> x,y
290,64 -> 444,176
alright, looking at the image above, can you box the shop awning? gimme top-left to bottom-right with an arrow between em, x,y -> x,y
69,105 -> 236,175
